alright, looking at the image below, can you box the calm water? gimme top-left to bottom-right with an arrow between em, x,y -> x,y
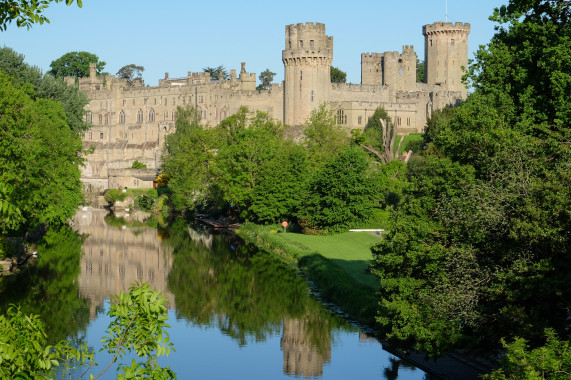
1,208 -> 426,380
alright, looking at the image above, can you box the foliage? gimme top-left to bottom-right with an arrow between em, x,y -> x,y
256,69 -> 276,91
49,51 -> 106,78
0,71 -> 84,233
203,65 -> 228,81
483,329 -> 571,380
0,0 -> 82,31
131,160 -> 147,169
0,183 -> 23,231
330,66 -> 347,83
0,47 -> 91,135
371,0 -> 571,359
0,281 -> 176,379
0,305 -> 92,379
302,103 -> 349,169
416,59 -> 425,82
155,174 -> 171,188
299,146 -> 375,233
362,107 -> 392,152
117,64 -> 145,87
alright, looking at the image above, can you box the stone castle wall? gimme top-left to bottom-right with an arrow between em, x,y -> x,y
78,21 -> 469,193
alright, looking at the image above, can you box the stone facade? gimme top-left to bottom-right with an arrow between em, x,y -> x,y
78,21 -> 470,193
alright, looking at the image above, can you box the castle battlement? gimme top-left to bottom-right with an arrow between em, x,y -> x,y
286,22 -> 326,33
423,21 -> 471,35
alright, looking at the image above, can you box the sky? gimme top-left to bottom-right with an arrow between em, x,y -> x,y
1,0 -> 505,85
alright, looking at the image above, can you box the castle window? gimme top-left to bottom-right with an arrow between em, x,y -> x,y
430,40 -> 433,47
300,71 -> 302,80
311,90 -> 314,102
85,112 -> 92,122
337,109 -> 345,125
172,111 -> 176,120
310,40 -> 314,47
164,111 -> 168,121
154,98 -> 157,105
358,116 -> 362,125
99,132 -> 103,139
289,40 -> 291,49
137,109 -> 144,123
149,108 -> 155,122
98,114 -> 102,124
451,39 -> 455,45
299,40 -> 303,48
407,117 -> 411,126
119,110 -> 126,124
203,110 -> 207,119
105,114 -> 109,124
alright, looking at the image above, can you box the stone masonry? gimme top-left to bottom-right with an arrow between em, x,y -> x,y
77,21 -> 470,193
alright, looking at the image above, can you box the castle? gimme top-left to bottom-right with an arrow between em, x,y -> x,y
77,21 -> 470,193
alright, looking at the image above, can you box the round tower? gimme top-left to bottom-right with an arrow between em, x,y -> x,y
423,22 -> 470,98
282,22 -> 333,126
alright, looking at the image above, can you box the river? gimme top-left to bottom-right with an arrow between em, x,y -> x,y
0,208 -> 427,379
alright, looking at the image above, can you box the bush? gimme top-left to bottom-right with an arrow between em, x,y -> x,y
131,160 -> 147,169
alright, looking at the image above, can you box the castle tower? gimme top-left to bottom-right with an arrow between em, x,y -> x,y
423,22 -> 470,98
282,22 -> 333,126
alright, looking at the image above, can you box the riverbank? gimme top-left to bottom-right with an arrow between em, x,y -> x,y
236,223 -> 380,328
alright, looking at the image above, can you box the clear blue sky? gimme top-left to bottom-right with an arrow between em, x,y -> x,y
1,0 -> 505,85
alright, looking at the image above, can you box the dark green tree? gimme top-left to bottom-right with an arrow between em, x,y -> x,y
416,59 -> 425,82
116,64 -> 145,87
203,65 -> 229,81
0,0 -> 82,31
299,146 -> 374,233
49,51 -> 106,78
256,69 -> 276,91
303,103 -> 348,169
330,66 -> 346,83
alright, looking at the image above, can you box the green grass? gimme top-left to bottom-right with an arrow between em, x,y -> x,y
279,231 -> 380,289
237,224 -> 381,289
394,133 -> 423,155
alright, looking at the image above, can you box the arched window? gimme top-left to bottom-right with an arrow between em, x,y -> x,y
337,109 -> 345,124
149,108 -> 155,122
85,112 -> 92,123
119,110 -> 126,124
137,109 -> 143,123
98,114 -> 102,124
105,114 -> 109,124
164,111 -> 168,121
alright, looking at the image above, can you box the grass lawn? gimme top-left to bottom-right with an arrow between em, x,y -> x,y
279,231 -> 381,289
394,133 -> 423,155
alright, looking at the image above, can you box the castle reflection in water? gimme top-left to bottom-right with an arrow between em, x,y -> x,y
73,208 -> 336,378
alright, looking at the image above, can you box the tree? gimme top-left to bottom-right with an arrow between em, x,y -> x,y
416,59 -> 425,82
49,51 -> 106,78
0,282 -> 176,379
0,0 -> 82,31
203,65 -> 228,81
117,64 -> 145,87
302,103 -> 348,169
256,69 -> 276,91
299,146 -> 374,233
0,71 -> 84,233
330,66 -> 346,83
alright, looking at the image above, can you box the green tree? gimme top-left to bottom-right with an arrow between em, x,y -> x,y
330,66 -> 346,83
0,282 -> 176,379
303,103 -> 348,169
161,105 -> 215,212
131,160 -> 147,169
117,64 -> 145,87
299,146 -> 374,233
256,69 -> 276,91
49,51 -> 106,78
203,65 -> 228,81
0,71 -> 84,232
0,0 -> 82,31
0,47 -> 91,135
416,59 -> 425,82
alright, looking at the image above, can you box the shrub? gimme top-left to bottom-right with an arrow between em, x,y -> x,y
131,160 -> 147,169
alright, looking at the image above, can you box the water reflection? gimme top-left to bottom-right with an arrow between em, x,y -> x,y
74,208 -> 175,317
1,209 -> 425,379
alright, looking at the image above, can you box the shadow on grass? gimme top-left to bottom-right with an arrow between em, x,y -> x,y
298,254 -> 379,327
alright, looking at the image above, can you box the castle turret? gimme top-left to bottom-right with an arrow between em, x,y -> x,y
282,22 -> 333,126
423,22 -> 470,98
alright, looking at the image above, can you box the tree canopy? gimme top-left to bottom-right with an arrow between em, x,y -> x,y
330,66 -> 346,83
256,69 -> 276,91
49,51 -> 106,78
371,0 -> 571,358
0,0 -> 82,31
203,65 -> 229,81
117,64 -> 145,87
